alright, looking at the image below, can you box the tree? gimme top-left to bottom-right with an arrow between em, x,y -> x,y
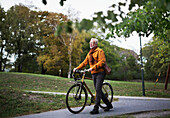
112,0 -> 169,64
36,11 -> 85,77
6,5 -> 44,72
76,19 -> 94,32
92,0 -> 169,38
7,5 -> 32,72
55,20 -> 86,78
91,0 -> 169,82
37,12 -> 68,75
92,0 -> 169,60
150,37 -> 169,79
142,42 -> 155,80
143,36 -> 169,81
0,6 -> 7,71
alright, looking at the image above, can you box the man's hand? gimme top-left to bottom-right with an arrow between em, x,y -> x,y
88,68 -> 92,72
73,68 -> 77,72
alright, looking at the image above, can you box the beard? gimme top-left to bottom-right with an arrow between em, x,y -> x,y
90,44 -> 97,49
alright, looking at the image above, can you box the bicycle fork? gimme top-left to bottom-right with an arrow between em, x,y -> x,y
74,72 -> 85,100
75,83 -> 83,100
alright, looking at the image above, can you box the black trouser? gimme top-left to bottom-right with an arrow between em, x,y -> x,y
92,71 -> 110,109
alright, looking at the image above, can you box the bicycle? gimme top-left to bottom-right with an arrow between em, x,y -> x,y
66,69 -> 113,114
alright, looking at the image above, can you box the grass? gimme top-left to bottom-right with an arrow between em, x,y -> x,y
0,72 -> 73,92
0,72 -> 169,118
0,88 -> 66,118
106,80 -> 170,98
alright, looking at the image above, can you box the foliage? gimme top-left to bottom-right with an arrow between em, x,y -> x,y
150,38 -> 169,72
142,43 -> 156,80
5,5 -> 42,72
116,1 -> 169,36
0,4 -> 85,76
76,19 -> 94,32
151,35 -> 170,64
113,52 -> 141,81
91,0 -> 169,79
0,6 -> 13,71
143,36 -> 169,81
92,0 -> 169,39
114,0 -> 170,67
37,12 -> 86,77
37,12 -> 69,76
42,0 -> 67,6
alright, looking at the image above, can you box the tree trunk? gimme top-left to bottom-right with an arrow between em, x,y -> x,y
2,54 -> 9,71
41,63 -> 46,74
68,54 -> 72,78
61,68 -> 63,77
0,58 -> 2,72
165,62 -> 170,90
18,48 -> 22,72
67,38 -> 73,78
0,45 -> 4,72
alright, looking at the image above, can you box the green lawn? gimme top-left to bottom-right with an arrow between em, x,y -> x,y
0,72 -> 169,118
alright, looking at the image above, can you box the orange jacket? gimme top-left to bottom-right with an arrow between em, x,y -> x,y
76,47 -> 106,74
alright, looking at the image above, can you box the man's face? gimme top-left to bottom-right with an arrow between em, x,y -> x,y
90,39 -> 96,49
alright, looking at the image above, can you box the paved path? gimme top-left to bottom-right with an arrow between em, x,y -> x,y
15,91 -> 170,118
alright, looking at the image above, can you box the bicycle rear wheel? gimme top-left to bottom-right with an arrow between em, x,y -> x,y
66,83 -> 88,114
100,82 -> 113,109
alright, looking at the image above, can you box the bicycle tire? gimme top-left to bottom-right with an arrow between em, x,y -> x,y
66,83 -> 88,114
100,82 -> 113,109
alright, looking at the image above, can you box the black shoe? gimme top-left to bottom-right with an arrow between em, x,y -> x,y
90,109 -> 99,114
104,104 -> 113,111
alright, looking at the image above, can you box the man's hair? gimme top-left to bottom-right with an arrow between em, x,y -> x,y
91,38 -> 98,45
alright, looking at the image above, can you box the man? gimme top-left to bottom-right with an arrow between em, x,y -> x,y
73,38 -> 113,114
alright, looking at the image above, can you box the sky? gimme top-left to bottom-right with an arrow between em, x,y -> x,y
0,0 -> 153,54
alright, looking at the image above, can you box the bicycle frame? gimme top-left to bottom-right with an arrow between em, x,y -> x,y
81,71 -> 109,99
80,71 -> 96,101
74,69 -> 111,105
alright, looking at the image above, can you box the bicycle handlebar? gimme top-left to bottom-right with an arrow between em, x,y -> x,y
72,69 -> 89,81
75,69 -> 89,73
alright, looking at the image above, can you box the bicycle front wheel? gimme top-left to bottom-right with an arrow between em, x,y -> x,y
100,82 -> 113,109
66,83 -> 88,114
